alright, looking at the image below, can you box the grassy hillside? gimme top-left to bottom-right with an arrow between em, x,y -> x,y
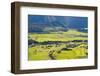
29,29 -> 87,42
28,30 -> 88,61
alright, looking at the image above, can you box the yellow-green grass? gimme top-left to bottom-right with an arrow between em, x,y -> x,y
28,43 -> 87,60
56,44 -> 87,59
29,32 -> 87,42
28,30 -> 88,60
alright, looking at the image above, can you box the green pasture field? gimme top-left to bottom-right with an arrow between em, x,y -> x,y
28,30 -> 88,61
28,30 -> 87,42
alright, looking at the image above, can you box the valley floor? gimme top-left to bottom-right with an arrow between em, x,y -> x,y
28,30 -> 88,61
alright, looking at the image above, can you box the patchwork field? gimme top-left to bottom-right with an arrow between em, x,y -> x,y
28,30 -> 88,61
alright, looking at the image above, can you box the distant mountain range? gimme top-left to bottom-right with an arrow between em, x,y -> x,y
28,15 -> 88,33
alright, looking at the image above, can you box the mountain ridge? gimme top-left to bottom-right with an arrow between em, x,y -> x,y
28,15 -> 88,33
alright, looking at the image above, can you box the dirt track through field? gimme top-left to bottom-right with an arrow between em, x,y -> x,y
48,54 -> 56,60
